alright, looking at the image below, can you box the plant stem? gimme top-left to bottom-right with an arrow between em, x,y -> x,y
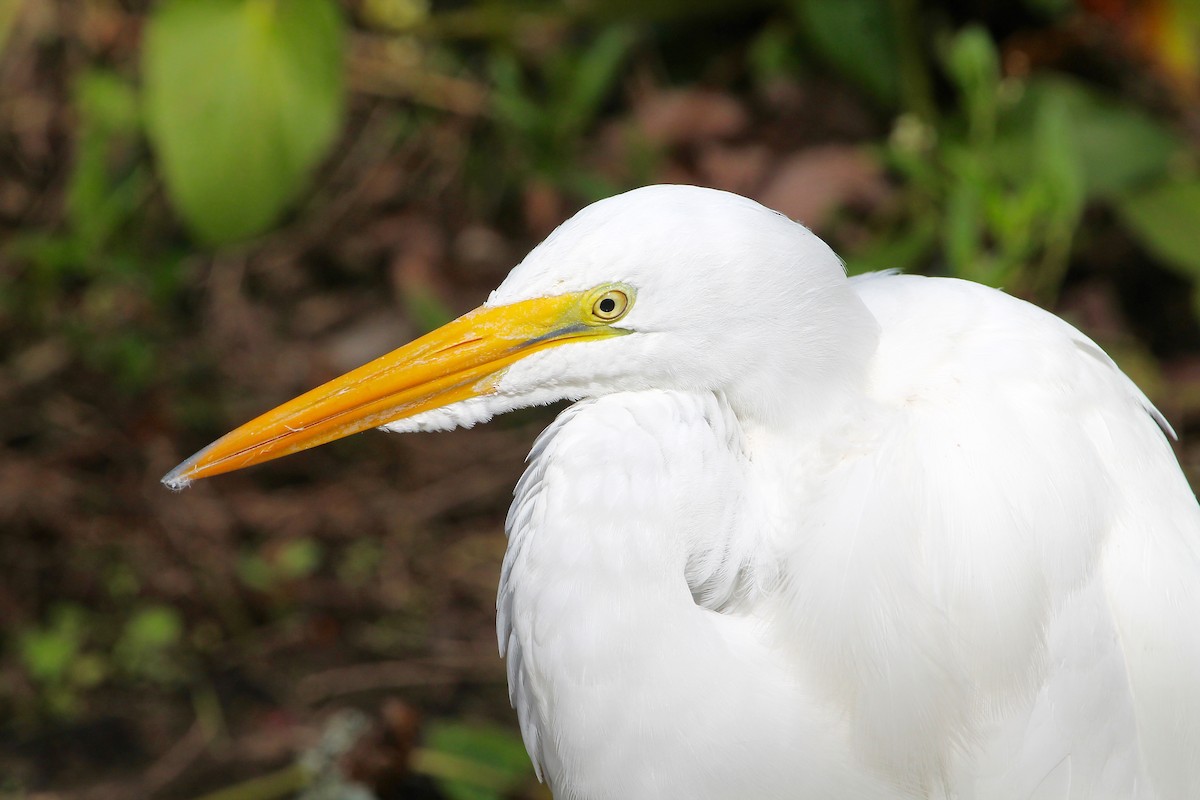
890,0 -> 936,123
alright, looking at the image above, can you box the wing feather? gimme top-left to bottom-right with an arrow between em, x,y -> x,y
779,275 -> 1200,794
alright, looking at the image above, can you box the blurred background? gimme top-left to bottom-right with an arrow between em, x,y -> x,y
3,0 -> 1200,797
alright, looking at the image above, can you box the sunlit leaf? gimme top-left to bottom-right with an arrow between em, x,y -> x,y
143,0 -> 345,244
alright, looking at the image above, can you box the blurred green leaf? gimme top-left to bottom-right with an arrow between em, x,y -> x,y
748,21 -> 807,85
15,604 -> 110,716
555,25 -> 637,142
1031,96 -> 1085,222
1116,178 -> 1200,277
362,0 -> 429,31
236,552 -> 273,591
489,52 -> 536,133
76,70 -> 141,133
488,26 -> 635,192
79,330 -> 159,394
114,605 -> 186,683
143,0 -> 345,244
793,0 -> 900,105
943,154 -> 986,281
18,606 -> 87,684
422,720 -> 534,800
68,70 -> 147,252
1025,93 -> 1085,296
122,606 -> 183,651
237,539 -> 324,591
277,538 -> 324,579
1005,76 -> 1180,198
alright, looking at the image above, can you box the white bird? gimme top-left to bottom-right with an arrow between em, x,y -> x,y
165,185 -> 1200,800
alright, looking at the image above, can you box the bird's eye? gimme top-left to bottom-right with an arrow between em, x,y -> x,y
591,289 -> 630,322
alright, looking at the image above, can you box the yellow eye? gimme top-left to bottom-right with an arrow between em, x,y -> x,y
591,289 -> 630,322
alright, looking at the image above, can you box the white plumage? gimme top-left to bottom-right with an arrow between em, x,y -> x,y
166,185 -> 1200,799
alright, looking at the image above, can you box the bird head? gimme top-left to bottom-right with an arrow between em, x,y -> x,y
163,185 -> 874,489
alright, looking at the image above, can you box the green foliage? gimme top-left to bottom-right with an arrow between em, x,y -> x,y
335,540 -> 383,587
490,25 -> 637,197
278,538 -> 324,577
1116,179 -> 1200,279
3,67 -> 186,396
420,720 -> 535,800
7,68 -> 150,287
792,0 -> 900,105
861,24 -> 1185,302
17,605 -> 101,717
866,27 -> 1075,293
238,538 -> 325,592
362,0 -> 430,32
113,605 -> 185,683
747,21 -> 808,86
1002,76 -> 1180,199
18,611 -> 77,682
193,712 -> 536,800
68,70 -> 145,251
143,0 -> 346,244
14,602 -> 188,718
940,70 -> 1085,291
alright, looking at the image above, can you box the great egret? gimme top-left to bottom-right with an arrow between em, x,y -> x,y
165,185 -> 1200,799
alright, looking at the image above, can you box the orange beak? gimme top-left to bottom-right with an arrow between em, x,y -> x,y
162,290 -> 624,489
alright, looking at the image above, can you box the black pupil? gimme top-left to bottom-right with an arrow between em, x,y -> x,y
599,297 -> 617,314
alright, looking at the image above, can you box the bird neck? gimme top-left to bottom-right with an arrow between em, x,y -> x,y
725,283 -> 880,435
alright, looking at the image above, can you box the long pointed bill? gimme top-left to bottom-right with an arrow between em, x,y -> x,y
162,291 -> 621,489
